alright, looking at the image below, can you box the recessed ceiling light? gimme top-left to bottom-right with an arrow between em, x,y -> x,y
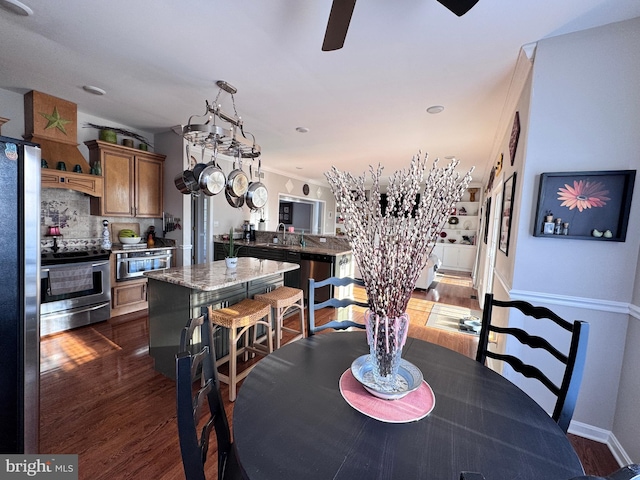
0,0 -> 33,16
295,127 -> 309,133
426,105 -> 444,114
83,85 -> 106,96
295,166 -> 303,170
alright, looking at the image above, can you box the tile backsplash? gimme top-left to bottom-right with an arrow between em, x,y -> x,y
41,188 -> 159,251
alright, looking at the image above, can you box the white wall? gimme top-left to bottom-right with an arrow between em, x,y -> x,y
490,18 -> 640,460
612,242 -> 640,462
0,88 -> 26,139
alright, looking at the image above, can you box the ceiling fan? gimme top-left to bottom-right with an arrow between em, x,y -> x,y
322,0 -> 480,51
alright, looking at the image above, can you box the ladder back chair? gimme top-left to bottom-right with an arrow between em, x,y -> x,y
476,293 -> 589,433
176,313 -> 243,480
308,276 -> 369,335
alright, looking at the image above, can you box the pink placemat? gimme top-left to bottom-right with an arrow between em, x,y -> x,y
339,369 -> 436,423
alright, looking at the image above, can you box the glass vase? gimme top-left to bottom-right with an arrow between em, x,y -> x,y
364,310 -> 409,391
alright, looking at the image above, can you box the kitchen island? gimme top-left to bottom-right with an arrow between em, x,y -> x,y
144,257 -> 299,378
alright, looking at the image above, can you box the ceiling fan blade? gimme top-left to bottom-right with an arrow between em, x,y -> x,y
436,0 -> 480,16
322,0 -> 357,51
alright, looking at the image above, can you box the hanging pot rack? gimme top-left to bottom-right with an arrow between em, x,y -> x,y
174,80 -> 261,159
173,80 -> 266,206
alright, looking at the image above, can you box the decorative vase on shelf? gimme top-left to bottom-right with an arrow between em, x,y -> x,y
99,129 -> 117,144
365,310 -> 409,390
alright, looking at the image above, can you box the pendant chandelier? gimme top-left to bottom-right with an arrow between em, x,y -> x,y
175,80 -> 261,159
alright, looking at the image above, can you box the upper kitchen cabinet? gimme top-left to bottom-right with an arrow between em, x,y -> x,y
86,140 -> 165,218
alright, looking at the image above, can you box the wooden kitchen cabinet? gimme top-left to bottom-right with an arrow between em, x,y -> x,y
86,140 -> 165,218
109,253 -> 148,317
112,280 -> 148,315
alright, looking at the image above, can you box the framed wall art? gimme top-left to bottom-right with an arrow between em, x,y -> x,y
279,202 -> 293,223
499,172 -> 516,255
533,170 -> 636,241
483,196 -> 491,245
509,111 -> 520,166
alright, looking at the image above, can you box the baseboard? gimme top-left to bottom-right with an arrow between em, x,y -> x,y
568,420 -> 632,466
608,433 -> 634,467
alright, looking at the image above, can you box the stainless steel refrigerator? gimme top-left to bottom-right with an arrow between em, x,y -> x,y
0,136 -> 40,453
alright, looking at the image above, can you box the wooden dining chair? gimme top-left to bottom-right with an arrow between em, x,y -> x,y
176,313 -> 243,480
476,293 -> 589,433
308,276 -> 369,335
460,464 -> 640,480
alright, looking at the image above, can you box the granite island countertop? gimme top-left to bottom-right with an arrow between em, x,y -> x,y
143,257 -> 299,292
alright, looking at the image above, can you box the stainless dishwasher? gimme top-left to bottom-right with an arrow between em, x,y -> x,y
300,252 -> 335,303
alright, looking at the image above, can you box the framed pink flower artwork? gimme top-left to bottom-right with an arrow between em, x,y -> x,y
509,111 -> 520,166
533,170 -> 636,241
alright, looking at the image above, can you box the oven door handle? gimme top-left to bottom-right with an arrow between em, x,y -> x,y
40,301 -> 110,320
41,260 -> 109,273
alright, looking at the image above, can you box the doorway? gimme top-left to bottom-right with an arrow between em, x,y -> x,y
277,194 -> 326,234
479,179 -> 503,307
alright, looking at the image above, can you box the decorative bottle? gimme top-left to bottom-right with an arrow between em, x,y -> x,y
101,219 -> 112,249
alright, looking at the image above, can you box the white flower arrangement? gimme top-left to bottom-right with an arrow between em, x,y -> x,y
325,154 -> 473,319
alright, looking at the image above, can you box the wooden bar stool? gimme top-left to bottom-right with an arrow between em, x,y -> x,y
207,299 -> 273,402
254,286 -> 305,349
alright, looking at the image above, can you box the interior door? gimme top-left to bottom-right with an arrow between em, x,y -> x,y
479,180 -> 503,307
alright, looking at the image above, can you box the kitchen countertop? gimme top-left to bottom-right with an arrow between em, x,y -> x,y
143,257 -> 299,292
216,240 -> 352,256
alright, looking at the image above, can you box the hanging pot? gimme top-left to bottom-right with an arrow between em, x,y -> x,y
175,144 -> 204,194
174,170 -> 198,194
199,150 -> 227,196
226,188 -> 245,208
191,162 -> 207,188
245,160 -> 268,210
226,156 -> 249,198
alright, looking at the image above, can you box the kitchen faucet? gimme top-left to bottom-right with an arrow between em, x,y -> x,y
276,223 -> 286,245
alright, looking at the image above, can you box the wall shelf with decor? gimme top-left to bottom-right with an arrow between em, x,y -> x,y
533,170 -> 635,242
439,186 -> 481,245
435,185 -> 481,272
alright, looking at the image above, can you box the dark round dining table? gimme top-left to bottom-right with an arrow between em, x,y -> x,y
232,332 -> 584,480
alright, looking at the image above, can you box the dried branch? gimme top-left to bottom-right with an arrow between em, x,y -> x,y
84,123 -> 153,147
325,153 -> 473,319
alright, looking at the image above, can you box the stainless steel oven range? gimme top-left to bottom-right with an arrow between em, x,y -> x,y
40,248 -> 111,336
115,247 -> 173,282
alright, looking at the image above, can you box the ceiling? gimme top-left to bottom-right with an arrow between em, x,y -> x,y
1,0 -> 639,185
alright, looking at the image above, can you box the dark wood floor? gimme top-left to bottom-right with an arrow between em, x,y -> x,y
39,271 -> 620,479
